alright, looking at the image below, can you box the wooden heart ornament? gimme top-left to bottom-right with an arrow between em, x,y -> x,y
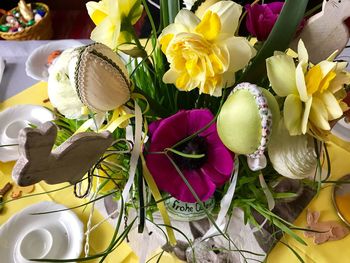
12,122 -> 114,186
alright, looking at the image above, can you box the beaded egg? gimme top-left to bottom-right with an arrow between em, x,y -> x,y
217,82 -> 280,170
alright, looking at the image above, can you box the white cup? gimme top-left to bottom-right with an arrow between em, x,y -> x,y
19,228 -> 53,261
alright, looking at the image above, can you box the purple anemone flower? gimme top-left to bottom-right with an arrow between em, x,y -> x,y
245,2 -> 284,41
145,109 -> 234,203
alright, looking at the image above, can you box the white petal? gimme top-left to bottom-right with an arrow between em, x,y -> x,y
225,37 -> 255,73
208,1 -> 242,36
298,39 -> 308,63
301,98 -> 312,134
90,18 -> 120,49
284,94 -> 303,135
295,62 -> 309,102
320,91 -> 343,120
309,97 -> 331,130
163,69 -> 180,84
318,60 -> 336,77
174,9 -> 200,32
266,54 -> 297,97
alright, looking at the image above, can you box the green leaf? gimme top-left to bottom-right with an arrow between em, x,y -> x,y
165,148 -> 205,159
280,241 -> 306,263
120,47 -> 148,58
240,0 -> 309,83
160,0 -> 180,28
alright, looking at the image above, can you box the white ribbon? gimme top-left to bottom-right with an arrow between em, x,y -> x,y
259,173 -> 275,211
120,100 -> 143,205
247,154 -> 267,171
202,157 -> 239,240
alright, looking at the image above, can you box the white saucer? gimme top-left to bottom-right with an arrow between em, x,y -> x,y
331,117 -> 350,142
26,40 -> 84,81
0,201 -> 84,263
0,104 -> 54,162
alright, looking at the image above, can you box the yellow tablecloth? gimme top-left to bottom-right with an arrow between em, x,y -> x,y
1,82 -> 350,262
0,82 -> 181,263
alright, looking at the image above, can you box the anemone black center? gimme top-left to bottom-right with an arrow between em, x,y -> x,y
173,136 -> 208,170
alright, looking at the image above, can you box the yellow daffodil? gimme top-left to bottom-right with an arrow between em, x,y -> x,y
266,39 -> 350,136
86,0 -> 143,49
159,1 -> 256,96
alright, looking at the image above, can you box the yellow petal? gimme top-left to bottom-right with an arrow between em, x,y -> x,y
319,91 -> 343,120
284,94 -> 303,135
266,54 -> 297,97
195,11 -> 221,41
86,1 -> 107,25
208,1 -> 242,36
309,97 -> 330,131
319,70 -> 336,93
159,34 -> 174,53
305,64 -> 322,95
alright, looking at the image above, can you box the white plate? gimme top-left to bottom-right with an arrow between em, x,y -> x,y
26,40 -> 84,81
0,104 -> 54,162
331,117 -> 350,142
0,201 -> 84,263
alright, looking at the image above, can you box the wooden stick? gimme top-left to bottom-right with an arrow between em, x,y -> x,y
0,183 -> 13,196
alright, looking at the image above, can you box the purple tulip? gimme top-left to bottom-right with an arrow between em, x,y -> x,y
245,2 -> 284,41
145,109 -> 234,203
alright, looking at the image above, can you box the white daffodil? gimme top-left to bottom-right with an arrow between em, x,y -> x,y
86,0 -> 143,49
159,1 -> 256,96
266,39 -> 350,136
48,49 -> 87,120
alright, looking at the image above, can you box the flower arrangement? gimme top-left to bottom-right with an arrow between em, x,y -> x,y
13,0 -> 350,262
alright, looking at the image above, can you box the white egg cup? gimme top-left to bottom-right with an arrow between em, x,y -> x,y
2,119 -> 29,145
14,228 -> 57,263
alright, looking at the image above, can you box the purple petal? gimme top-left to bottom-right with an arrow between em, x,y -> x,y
267,2 -> 284,13
145,154 -> 179,188
206,133 -> 234,176
245,2 -> 284,41
148,111 -> 188,151
176,170 -> 216,203
187,109 -> 216,138
200,163 -> 231,186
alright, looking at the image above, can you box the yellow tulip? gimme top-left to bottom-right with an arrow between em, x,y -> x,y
86,0 -> 143,49
266,39 -> 350,136
159,1 -> 256,96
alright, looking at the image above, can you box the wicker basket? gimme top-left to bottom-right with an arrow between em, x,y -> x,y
0,3 -> 53,40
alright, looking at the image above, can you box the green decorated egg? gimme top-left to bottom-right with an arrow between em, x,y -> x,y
217,82 -> 280,156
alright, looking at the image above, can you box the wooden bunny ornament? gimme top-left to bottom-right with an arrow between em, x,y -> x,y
12,122 -> 114,186
291,0 -> 350,63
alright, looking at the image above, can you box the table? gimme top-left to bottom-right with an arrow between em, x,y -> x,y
1,40 -> 350,263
